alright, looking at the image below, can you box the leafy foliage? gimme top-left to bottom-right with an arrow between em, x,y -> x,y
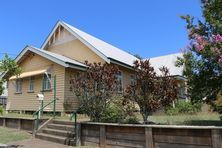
70,62 -> 119,122
176,0 -> 222,117
0,106 -> 4,115
0,54 -> 21,95
124,60 -> 178,123
166,101 -> 202,116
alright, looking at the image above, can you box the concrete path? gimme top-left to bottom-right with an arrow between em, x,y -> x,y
8,138 -> 73,148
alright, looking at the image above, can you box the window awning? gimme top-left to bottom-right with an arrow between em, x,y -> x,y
9,68 -> 48,80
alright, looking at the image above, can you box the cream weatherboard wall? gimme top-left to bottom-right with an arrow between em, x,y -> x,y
46,28 -> 105,64
7,54 -> 66,112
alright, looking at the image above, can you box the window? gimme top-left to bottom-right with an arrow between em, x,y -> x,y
130,75 -> 136,86
28,76 -> 34,92
43,74 -> 51,90
15,79 -> 22,93
178,84 -> 186,99
116,71 -> 123,92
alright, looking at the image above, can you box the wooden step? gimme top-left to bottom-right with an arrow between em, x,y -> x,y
52,120 -> 75,126
47,123 -> 74,131
36,133 -> 76,146
42,128 -> 75,137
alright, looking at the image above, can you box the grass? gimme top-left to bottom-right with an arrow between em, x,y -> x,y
1,111 -> 221,126
148,112 -> 222,126
0,112 -> 89,121
0,127 -> 31,144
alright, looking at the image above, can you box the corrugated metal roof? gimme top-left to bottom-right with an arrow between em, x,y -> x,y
147,53 -> 184,76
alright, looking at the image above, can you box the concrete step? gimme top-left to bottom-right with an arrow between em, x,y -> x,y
42,128 -> 75,137
36,133 -> 76,146
47,123 -> 74,131
52,120 -> 75,126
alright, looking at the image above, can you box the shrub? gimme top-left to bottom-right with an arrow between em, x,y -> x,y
124,116 -> 140,124
165,107 -> 179,116
0,106 -> 4,115
166,101 -> 202,115
101,104 -> 125,123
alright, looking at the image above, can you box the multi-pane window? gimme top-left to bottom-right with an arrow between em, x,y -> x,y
116,71 -> 123,93
130,75 -> 136,86
15,79 -> 22,93
43,74 -> 51,90
29,76 -> 34,92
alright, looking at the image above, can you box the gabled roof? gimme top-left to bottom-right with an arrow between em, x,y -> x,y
16,46 -> 86,70
41,21 -> 139,67
146,53 -> 184,76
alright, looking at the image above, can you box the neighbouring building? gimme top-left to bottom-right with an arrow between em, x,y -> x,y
0,82 -> 8,107
3,21 -> 186,113
149,53 -> 187,101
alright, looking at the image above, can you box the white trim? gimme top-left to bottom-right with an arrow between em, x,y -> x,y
41,22 -> 61,50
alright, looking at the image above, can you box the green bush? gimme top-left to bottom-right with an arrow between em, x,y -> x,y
165,107 -> 179,116
124,116 -> 140,124
166,101 -> 202,115
0,106 -> 4,115
101,104 -> 125,123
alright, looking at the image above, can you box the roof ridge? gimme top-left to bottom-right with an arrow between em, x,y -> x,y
145,52 -> 183,60
61,21 -> 137,58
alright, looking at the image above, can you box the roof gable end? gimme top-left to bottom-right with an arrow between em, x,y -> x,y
41,21 -> 139,67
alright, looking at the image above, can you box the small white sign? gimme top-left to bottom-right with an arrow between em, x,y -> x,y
37,94 -> 44,101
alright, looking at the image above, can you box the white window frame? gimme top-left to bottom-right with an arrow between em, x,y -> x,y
116,71 -> 123,93
28,76 -> 35,92
43,74 -> 52,91
15,79 -> 22,93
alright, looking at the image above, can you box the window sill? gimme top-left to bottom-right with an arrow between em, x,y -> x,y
27,91 -> 34,93
42,89 -> 52,92
14,92 -> 22,94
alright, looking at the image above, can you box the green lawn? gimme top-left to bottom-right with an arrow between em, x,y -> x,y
1,112 -> 221,126
148,112 -> 222,126
0,127 -> 31,144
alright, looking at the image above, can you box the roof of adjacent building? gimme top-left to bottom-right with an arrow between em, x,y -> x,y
41,21 -> 139,67
147,53 -> 184,76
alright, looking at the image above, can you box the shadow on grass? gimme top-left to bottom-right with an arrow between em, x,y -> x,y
183,120 -> 222,126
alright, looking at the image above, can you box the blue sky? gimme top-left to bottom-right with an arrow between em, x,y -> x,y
0,0 -> 202,59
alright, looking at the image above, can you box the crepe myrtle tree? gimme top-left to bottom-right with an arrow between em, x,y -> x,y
124,60 -> 178,124
176,0 -> 222,117
0,54 -> 21,95
70,61 -> 119,122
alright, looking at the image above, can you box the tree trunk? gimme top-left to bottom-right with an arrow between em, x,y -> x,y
141,111 -> 149,124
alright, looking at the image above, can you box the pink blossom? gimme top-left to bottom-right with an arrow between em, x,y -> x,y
219,55 -> 222,63
192,35 -> 208,52
212,47 -> 220,53
212,34 -> 222,43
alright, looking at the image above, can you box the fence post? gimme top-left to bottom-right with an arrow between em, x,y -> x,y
212,129 -> 222,148
3,118 -> 6,127
145,127 -> 154,148
100,125 -> 106,148
18,119 -> 21,130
